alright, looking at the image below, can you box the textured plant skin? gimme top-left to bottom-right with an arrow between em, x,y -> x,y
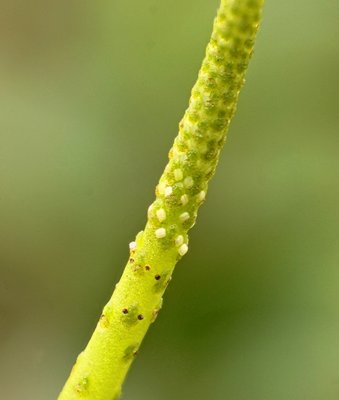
58,1 -> 264,399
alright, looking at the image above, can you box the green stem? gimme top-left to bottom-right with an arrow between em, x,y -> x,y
58,1 -> 264,399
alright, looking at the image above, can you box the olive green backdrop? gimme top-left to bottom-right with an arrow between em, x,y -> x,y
1,1 -> 339,399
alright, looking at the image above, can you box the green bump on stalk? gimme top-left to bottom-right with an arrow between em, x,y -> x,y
58,1 -> 265,399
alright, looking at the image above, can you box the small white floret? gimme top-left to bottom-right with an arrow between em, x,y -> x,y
156,208 -> 166,222
184,176 -> 194,188
155,228 -> 166,239
164,186 -> 173,197
147,204 -> 153,218
178,244 -> 188,256
180,194 -> 189,205
157,182 -> 166,195
179,212 -> 190,222
175,235 -> 184,247
198,191 -> 206,202
174,169 -> 183,181
129,241 -> 137,250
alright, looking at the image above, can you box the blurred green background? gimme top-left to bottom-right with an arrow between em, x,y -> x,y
1,1 -> 339,399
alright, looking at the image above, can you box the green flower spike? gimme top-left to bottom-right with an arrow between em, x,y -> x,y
58,1 -> 265,399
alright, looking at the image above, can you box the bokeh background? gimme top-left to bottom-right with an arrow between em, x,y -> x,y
1,1 -> 339,399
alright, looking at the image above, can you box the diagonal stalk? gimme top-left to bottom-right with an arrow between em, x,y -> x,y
58,1 -> 265,399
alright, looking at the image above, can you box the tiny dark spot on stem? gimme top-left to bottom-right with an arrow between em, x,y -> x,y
99,313 -> 109,328
129,258 -> 134,263
133,350 -> 139,357
75,377 -> 89,393
123,344 -> 139,361
122,308 -> 129,314
145,265 -> 151,271
137,314 -> 144,320
155,274 -> 161,280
